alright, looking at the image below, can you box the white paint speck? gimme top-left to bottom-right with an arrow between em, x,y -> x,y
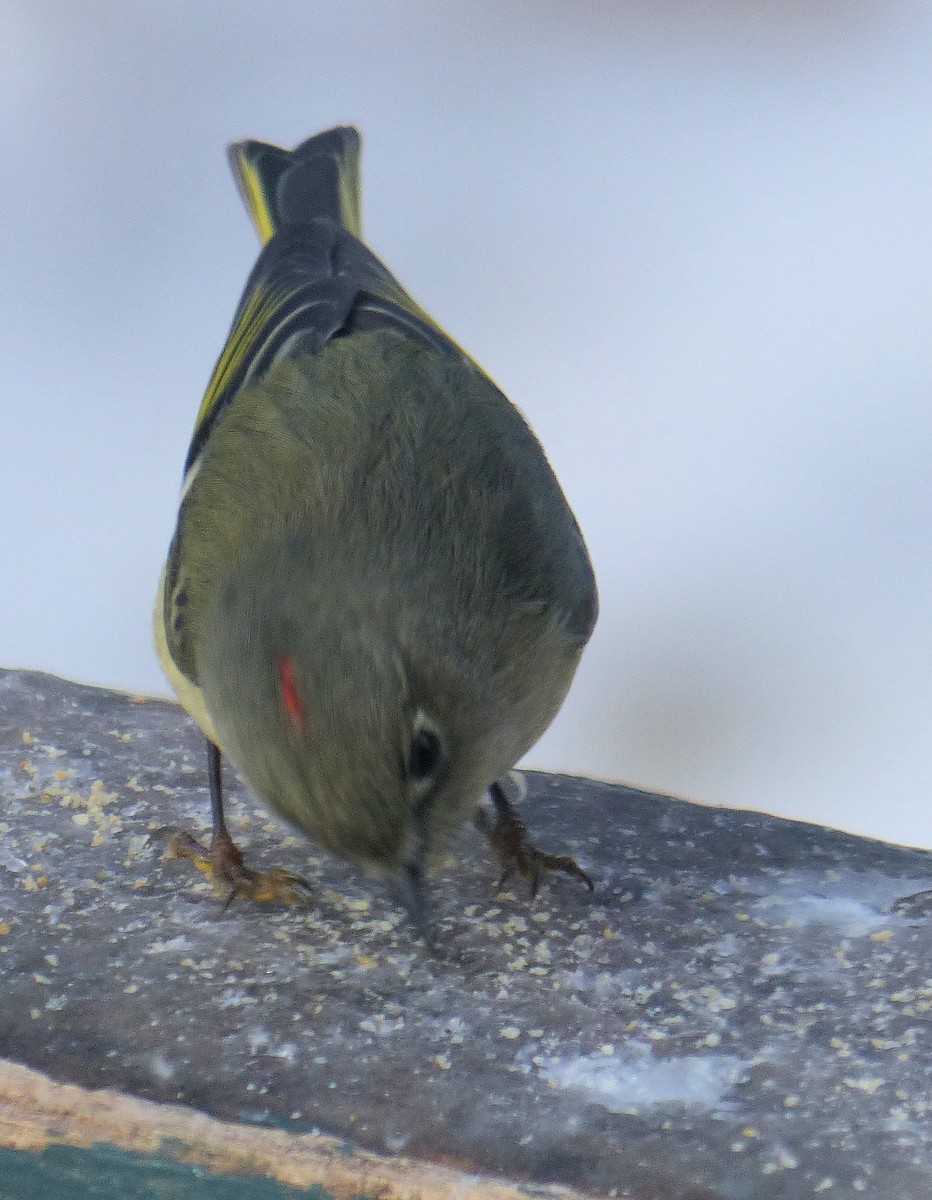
147,1052 -> 174,1082
246,1027 -> 270,1055
540,1043 -> 746,1113
147,935 -> 191,955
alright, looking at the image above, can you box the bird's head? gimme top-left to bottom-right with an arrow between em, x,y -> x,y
196,538 -> 504,930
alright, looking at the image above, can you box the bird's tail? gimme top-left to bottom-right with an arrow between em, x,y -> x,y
227,126 -> 362,244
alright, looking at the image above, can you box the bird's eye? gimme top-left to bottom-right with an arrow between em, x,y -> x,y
408,727 -> 442,781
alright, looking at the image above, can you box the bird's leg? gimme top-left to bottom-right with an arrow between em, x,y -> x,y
167,740 -> 311,906
475,775 -> 594,897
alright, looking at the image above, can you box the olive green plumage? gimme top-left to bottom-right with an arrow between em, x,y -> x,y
156,126 -> 597,911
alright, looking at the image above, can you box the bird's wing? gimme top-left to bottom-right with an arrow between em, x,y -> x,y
183,220 -> 461,478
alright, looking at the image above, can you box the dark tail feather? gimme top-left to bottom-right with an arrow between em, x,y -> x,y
227,126 -> 362,244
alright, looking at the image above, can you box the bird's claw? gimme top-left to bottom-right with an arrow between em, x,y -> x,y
165,829 -> 311,907
496,847 -> 594,897
476,780 -> 594,899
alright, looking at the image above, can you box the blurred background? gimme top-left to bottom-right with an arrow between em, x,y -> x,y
2,2 -> 930,846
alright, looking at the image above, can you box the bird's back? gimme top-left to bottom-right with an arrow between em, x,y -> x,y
175,329 -> 596,669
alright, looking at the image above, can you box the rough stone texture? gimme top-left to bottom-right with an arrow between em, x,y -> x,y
0,667 -> 931,1199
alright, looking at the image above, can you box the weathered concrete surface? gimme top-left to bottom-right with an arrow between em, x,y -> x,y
0,667 -> 930,1199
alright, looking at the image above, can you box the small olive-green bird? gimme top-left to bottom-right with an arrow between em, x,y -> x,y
155,126 -> 597,933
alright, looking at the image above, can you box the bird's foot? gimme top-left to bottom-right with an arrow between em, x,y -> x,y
476,777 -> 594,898
890,888 -> 932,918
166,827 -> 311,907
493,840 -> 595,897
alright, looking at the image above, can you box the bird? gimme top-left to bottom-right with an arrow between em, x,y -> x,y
154,126 -> 598,935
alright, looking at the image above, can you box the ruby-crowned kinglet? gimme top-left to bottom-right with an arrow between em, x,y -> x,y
155,127 -> 597,934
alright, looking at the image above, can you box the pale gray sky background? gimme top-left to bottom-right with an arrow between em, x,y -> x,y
2,2 -> 930,846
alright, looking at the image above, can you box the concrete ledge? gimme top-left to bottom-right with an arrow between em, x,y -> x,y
1,668 -> 931,1199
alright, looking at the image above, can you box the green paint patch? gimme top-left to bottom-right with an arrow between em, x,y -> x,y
0,1143 -> 340,1200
